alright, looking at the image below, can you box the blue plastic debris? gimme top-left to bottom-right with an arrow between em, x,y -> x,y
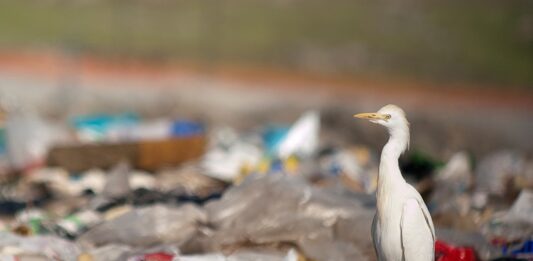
502,239 -> 533,259
170,120 -> 205,137
262,125 -> 290,155
71,113 -> 139,141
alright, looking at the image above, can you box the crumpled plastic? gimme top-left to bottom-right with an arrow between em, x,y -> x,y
174,249 -> 299,261
86,244 -> 133,261
276,111 -> 320,159
5,113 -> 70,170
205,175 -> 374,261
78,204 -> 207,248
483,189 -> 533,242
475,151 -> 525,197
27,167 -> 106,197
319,146 -> 378,194
85,244 -> 182,261
430,152 -> 473,216
0,232 -> 81,260
201,128 -> 262,182
157,165 -> 227,198
102,161 -> 131,199
435,240 -> 478,261
436,229 -> 499,260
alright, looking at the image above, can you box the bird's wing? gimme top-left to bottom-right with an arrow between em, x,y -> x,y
407,185 -> 435,240
371,214 -> 379,259
400,199 -> 434,261
417,198 -> 435,240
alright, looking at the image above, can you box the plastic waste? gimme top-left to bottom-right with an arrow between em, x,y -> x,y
78,204 -> 207,248
71,113 -> 139,143
276,111 -> 320,159
86,244 -> 132,261
262,126 -> 290,155
54,210 -> 102,239
14,208 -> 47,235
483,190 -> 533,243
170,120 -> 205,138
28,168 -> 106,197
127,252 -> 174,261
500,189 -> 533,224
435,240 -> 478,261
205,175 -> 373,261
109,119 -> 204,142
30,166 -> 155,199
157,165 -> 227,198
430,152 -> 473,216
173,249 -> 299,261
129,170 -> 157,191
6,113 -> 70,170
102,162 -> 131,199
475,151 -> 525,197
436,228 -> 499,260
501,239 -> 533,259
201,128 -> 262,182
175,254 -> 265,261
0,232 -> 81,260
120,119 -> 170,141
319,146 -> 378,193
0,254 -> 51,261
0,178 -> 50,216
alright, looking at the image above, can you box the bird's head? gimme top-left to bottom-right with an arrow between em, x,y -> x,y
354,104 -> 410,150
354,104 -> 408,128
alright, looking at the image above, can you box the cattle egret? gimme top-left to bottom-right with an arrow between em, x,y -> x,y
354,104 -> 435,261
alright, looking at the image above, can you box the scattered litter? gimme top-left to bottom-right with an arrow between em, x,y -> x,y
205,175 -> 373,261
0,109 -> 527,261
430,152 -> 473,216
276,111 -> 320,159
78,204 -> 207,248
435,240 -> 478,261
475,151 -> 526,197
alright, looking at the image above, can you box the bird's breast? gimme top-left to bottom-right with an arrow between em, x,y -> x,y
375,196 -> 404,260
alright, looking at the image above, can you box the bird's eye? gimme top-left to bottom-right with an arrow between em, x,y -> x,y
384,114 -> 391,120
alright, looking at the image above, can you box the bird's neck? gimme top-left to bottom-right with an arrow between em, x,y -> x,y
377,130 -> 408,198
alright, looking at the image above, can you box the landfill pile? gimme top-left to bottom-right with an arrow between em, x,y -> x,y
0,110 -> 531,261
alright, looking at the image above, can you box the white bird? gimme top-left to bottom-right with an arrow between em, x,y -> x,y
354,104 -> 435,261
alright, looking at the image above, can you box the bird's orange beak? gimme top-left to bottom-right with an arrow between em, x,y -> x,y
354,112 -> 389,120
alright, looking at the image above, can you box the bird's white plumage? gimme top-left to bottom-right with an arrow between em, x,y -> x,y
401,199 -> 434,261
357,104 -> 435,261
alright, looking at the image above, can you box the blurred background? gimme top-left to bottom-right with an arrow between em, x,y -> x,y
0,0 -> 532,260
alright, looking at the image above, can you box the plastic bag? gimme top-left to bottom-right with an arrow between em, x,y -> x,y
319,146 -> 378,193
205,175 -> 373,261
484,190 -> 533,242
28,167 -> 106,197
436,229 -> 499,260
174,249 -> 299,261
430,152 -> 473,216
86,244 -> 132,261
201,128 -> 262,182
78,204 -> 207,248
435,240 -> 478,261
102,162 -> 131,199
475,151 -> 525,197
0,232 -> 81,260
276,111 -> 320,159
6,114 -> 69,170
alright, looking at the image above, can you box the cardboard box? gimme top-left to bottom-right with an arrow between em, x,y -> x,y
47,136 -> 206,172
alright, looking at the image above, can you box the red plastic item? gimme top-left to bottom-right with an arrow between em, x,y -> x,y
435,240 -> 478,261
143,253 -> 174,261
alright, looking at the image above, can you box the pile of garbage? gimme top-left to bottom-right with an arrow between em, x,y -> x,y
0,110 -> 531,261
